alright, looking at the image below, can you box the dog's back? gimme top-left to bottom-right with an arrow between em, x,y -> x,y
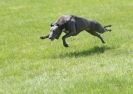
70,15 -> 105,34
53,15 -> 110,35
71,16 -> 91,32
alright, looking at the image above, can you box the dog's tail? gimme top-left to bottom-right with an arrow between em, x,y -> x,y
104,25 -> 112,32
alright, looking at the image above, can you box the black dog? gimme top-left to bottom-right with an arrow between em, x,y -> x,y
40,15 -> 112,47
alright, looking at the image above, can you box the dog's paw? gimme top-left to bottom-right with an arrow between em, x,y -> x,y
103,41 -> 106,44
63,44 -> 69,47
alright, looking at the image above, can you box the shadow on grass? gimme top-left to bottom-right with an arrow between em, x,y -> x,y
53,46 -> 113,58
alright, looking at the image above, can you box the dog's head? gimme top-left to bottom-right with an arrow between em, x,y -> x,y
48,23 -> 62,41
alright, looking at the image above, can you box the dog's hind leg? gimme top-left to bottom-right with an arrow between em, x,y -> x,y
87,31 -> 105,43
104,25 -> 112,32
105,28 -> 112,32
104,25 -> 112,28
92,32 -> 105,43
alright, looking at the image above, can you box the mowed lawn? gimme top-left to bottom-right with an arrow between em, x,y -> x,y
0,0 -> 133,94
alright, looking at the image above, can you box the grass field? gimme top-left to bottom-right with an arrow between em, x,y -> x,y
0,0 -> 133,94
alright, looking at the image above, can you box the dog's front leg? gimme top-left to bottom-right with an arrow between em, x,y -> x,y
40,34 -> 49,39
62,33 -> 73,47
62,33 -> 70,47
62,21 -> 77,47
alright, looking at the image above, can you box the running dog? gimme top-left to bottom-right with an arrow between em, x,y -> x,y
40,15 -> 112,47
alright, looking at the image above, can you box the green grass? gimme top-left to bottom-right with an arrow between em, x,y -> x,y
0,0 -> 133,94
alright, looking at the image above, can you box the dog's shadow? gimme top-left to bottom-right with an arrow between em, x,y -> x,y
56,46 -> 112,58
